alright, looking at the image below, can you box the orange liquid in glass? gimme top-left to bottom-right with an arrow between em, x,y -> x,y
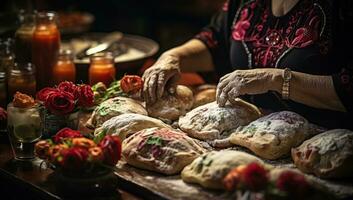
32,25 -> 60,89
89,62 -> 116,86
53,60 -> 76,85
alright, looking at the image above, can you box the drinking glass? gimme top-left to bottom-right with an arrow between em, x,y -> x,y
7,103 -> 41,160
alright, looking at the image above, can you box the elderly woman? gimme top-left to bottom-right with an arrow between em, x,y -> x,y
142,0 -> 353,129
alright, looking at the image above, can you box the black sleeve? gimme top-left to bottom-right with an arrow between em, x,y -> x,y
331,0 -> 353,112
194,0 -> 240,77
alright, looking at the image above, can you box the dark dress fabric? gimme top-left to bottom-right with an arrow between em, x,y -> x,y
195,0 -> 353,130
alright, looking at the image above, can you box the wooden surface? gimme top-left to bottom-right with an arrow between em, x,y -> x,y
115,161 -> 234,200
0,139 -> 141,200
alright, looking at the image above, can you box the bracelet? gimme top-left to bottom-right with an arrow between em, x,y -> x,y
282,68 -> 292,100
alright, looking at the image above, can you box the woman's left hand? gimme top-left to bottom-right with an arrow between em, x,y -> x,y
216,68 -> 282,106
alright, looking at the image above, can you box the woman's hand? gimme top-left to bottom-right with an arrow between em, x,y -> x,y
142,54 -> 181,104
216,68 -> 282,106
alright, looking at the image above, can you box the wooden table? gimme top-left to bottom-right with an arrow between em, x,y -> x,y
0,136 -> 141,200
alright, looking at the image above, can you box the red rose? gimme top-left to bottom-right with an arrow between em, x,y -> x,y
60,147 -> 89,171
276,171 -> 310,197
57,81 -> 79,100
36,87 -> 59,102
53,128 -> 83,143
120,75 -> 143,94
77,84 -> 94,107
241,162 -> 268,191
44,90 -> 75,115
99,135 -> 122,166
35,140 -> 52,159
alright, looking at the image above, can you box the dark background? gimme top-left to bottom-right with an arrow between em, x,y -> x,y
0,0 -> 226,53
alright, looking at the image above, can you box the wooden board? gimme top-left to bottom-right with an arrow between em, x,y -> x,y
113,147 -> 353,200
114,161 -> 234,200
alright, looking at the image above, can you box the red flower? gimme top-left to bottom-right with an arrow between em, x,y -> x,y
99,135 -> 122,166
35,140 -> 52,159
276,171 -> 310,197
77,84 -> 94,107
89,147 -> 104,162
53,128 -> 83,143
36,87 -> 59,102
49,144 -> 69,164
120,75 -> 143,94
44,90 -> 75,115
57,81 -> 79,100
223,165 -> 246,191
60,147 -> 89,171
241,162 -> 268,191
72,137 -> 96,149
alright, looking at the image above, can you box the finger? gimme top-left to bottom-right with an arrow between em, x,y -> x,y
157,73 -> 166,98
148,74 -> 158,104
143,75 -> 152,103
217,91 -> 228,107
228,88 -> 240,104
216,80 -> 234,105
220,73 -> 231,82
216,79 -> 230,101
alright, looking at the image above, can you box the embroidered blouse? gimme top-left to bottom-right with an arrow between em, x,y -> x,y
195,0 -> 353,129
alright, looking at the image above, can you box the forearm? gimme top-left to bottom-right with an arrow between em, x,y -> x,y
272,69 -> 346,112
162,39 -> 214,72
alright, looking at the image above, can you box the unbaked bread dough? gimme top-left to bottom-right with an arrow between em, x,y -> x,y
181,150 -> 263,189
147,85 -> 194,122
94,113 -> 171,141
292,129 -> 353,178
229,111 -> 315,160
122,127 -> 206,175
86,97 -> 147,129
179,99 -> 261,141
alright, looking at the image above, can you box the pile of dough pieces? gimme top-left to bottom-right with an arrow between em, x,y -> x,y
86,84 -> 353,191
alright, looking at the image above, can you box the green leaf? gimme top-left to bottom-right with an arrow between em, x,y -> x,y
146,136 -> 163,146
94,129 -> 108,144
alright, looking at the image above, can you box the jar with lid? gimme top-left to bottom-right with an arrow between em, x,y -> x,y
14,10 -> 36,63
32,11 -> 60,90
89,52 -> 116,86
8,63 -> 36,99
53,49 -> 76,85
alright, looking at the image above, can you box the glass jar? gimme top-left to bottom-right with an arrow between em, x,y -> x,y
89,52 -> 116,86
32,11 -> 60,90
14,10 -> 35,63
8,63 -> 36,99
53,49 -> 76,85
0,39 -> 15,75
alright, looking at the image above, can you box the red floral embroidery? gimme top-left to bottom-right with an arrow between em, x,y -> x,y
232,8 -> 251,40
196,30 -> 218,48
232,0 -> 322,67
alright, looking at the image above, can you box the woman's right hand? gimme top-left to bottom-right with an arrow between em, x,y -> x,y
142,53 -> 181,104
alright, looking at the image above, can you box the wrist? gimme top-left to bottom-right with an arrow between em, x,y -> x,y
270,68 -> 283,93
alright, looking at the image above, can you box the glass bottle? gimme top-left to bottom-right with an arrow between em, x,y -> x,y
89,52 -> 116,86
14,10 -> 35,63
32,11 -> 60,90
52,49 -> 76,85
8,63 -> 36,99
0,73 -> 6,108
0,39 -> 15,105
